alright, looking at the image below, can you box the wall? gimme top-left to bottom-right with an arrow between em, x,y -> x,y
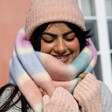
0,0 -> 31,87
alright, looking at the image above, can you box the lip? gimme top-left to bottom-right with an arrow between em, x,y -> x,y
53,54 -> 71,63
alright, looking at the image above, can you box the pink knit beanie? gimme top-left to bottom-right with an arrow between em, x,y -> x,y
25,0 -> 85,40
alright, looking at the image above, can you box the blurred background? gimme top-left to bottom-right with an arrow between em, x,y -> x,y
0,0 -> 112,92
0,0 -> 31,87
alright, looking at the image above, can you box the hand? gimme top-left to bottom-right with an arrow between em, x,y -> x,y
78,73 -> 87,79
43,87 -> 79,112
73,73 -> 102,112
40,73 -> 87,96
77,73 -> 87,84
39,87 -> 47,96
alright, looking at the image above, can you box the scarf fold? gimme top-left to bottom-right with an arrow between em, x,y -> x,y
9,27 -> 97,112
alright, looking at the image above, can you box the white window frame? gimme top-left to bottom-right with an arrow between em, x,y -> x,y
78,0 -> 112,92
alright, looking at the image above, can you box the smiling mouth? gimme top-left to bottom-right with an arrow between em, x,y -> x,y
53,54 -> 71,63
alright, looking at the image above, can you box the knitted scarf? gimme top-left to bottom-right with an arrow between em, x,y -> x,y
9,27 -> 97,112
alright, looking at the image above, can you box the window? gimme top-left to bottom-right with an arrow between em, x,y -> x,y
85,20 -> 102,80
85,20 -> 99,51
106,0 -> 112,16
77,0 -> 112,92
106,0 -> 112,82
80,0 -> 96,16
78,0 -> 102,80
108,20 -> 112,49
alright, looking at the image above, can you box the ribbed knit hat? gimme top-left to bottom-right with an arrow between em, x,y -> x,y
25,0 -> 85,40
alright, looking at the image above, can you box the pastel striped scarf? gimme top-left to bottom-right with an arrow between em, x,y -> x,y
9,27 -> 97,112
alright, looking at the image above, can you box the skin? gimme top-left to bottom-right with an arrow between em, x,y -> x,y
40,23 -> 80,64
39,23 -> 87,95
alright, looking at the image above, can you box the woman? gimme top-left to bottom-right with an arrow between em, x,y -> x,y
0,0 -> 112,112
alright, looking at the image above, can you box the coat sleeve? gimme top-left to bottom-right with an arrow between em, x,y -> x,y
99,81 -> 112,112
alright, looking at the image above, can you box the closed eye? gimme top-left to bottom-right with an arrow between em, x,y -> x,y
64,31 -> 76,42
65,36 -> 75,41
41,32 -> 57,43
42,38 -> 55,43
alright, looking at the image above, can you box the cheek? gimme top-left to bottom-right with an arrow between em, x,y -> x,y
68,38 -> 80,53
40,40 -> 53,53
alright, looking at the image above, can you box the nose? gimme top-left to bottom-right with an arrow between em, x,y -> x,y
54,38 -> 67,54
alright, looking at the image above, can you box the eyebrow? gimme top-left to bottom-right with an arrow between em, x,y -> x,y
63,31 -> 74,36
42,32 -> 57,37
42,30 -> 74,37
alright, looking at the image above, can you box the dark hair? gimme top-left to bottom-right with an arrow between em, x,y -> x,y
0,84 -> 30,112
0,22 -> 92,112
30,22 -> 92,51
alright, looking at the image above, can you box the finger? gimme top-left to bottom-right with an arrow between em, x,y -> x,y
39,87 -> 47,96
39,87 -> 44,92
42,91 -> 47,96
78,73 -> 87,79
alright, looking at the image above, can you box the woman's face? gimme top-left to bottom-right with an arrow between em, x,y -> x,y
40,23 -> 80,64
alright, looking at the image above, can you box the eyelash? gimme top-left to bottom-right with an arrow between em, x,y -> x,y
65,37 -> 75,42
42,39 -> 54,43
42,36 -> 75,43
